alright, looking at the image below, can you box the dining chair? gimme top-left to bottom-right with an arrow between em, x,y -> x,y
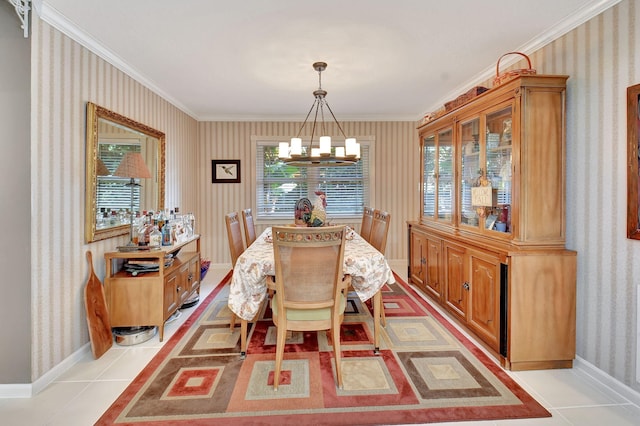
241,208 -> 257,247
368,210 -> 391,325
369,210 -> 391,255
225,212 -> 245,331
225,212 -> 245,266
359,206 -> 374,243
269,225 -> 350,390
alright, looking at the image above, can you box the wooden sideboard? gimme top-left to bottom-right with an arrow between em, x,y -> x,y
104,235 -> 200,341
409,75 -> 576,370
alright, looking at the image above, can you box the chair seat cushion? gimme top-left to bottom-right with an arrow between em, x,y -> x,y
272,293 -> 346,322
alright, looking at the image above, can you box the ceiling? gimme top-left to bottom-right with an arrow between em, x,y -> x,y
38,0 -> 615,121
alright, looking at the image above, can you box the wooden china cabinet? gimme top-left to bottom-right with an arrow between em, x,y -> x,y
408,75 -> 577,370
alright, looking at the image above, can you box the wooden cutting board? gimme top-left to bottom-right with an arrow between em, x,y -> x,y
84,251 -> 113,358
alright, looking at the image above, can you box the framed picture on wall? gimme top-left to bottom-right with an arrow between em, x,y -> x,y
627,84 -> 640,240
212,159 -> 241,184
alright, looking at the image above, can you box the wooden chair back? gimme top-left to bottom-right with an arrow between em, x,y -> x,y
225,212 -> 245,267
271,225 -> 348,389
360,206 -> 374,242
241,208 -> 257,247
369,210 -> 391,254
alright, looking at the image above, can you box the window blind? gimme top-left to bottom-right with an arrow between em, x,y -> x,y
255,140 -> 371,220
97,143 -> 143,213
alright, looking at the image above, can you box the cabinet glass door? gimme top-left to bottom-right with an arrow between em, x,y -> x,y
423,135 -> 436,219
485,106 -> 512,233
460,118 -> 480,227
437,130 -> 454,221
422,129 -> 453,223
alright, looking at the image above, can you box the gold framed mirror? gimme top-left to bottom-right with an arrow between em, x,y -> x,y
85,102 -> 165,243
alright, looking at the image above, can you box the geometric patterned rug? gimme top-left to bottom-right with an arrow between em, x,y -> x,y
96,271 -> 550,425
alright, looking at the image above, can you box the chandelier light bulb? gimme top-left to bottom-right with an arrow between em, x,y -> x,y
278,142 -> 290,159
345,138 -> 358,157
290,138 -> 302,156
319,136 -> 332,155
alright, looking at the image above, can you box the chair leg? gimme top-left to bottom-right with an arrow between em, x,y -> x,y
273,322 -> 287,391
332,323 -> 343,389
240,319 -> 247,358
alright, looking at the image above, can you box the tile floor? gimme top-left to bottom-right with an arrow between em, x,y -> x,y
1,265 -> 639,425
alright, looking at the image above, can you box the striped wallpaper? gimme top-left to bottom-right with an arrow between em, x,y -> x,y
30,17 -> 198,379
546,0 -> 639,389
196,121 -> 419,266
26,0 -> 640,394
484,0 -> 639,389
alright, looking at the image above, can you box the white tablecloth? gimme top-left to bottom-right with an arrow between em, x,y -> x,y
228,226 -> 395,321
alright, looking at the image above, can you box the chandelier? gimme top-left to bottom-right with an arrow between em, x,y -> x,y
278,62 -> 360,167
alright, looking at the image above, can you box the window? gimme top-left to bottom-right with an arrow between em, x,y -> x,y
255,139 -> 372,221
97,141 -> 143,215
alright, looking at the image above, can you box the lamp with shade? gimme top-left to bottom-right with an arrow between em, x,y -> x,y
114,152 -> 152,246
96,157 -> 111,176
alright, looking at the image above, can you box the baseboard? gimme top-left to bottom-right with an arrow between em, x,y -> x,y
34,343 -> 93,395
0,383 -> 32,398
574,356 -> 640,407
0,343 -> 92,398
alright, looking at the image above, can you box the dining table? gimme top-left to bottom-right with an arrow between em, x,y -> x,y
228,226 -> 396,357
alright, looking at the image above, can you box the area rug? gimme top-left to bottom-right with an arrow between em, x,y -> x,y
96,271 -> 551,425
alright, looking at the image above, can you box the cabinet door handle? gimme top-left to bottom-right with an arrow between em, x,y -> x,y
176,286 -> 182,293
462,282 -> 470,291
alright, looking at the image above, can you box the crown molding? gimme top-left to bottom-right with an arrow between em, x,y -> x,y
33,0 -> 198,120
32,0 -> 621,124
198,113 -> 419,122
422,0 -> 623,120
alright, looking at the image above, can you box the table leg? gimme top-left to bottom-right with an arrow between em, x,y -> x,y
240,319 -> 247,359
373,291 -> 381,355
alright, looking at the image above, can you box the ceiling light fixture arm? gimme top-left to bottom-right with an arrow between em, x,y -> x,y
323,99 -> 348,140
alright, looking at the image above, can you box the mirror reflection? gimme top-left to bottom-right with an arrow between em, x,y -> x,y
85,102 -> 165,243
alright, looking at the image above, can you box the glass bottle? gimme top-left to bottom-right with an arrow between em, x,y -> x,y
137,213 -> 151,246
132,212 -> 142,245
110,210 -> 118,226
156,210 -> 165,233
184,212 -> 195,236
97,208 -> 106,229
161,222 -> 173,246
149,220 -> 162,248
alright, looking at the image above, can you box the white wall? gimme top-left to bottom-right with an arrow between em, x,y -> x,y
0,1 -> 31,384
